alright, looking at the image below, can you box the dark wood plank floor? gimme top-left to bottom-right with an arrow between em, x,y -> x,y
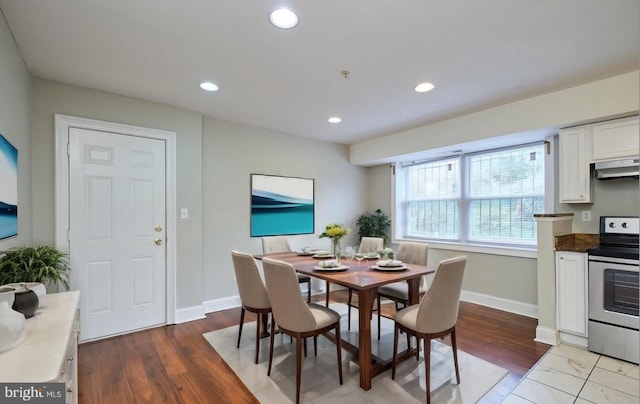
78,291 -> 550,403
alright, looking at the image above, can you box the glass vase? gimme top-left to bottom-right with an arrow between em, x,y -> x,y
332,239 -> 341,264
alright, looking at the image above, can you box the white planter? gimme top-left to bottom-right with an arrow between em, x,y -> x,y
0,301 -> 26,352
1,282 -> 47,298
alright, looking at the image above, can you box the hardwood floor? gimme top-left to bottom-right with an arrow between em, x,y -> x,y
78,291 -> 550,403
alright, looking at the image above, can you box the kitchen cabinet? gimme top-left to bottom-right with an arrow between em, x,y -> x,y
558,126 -> 592,203
556,251 -> 588,337
591,116 -> 639,162
0,292 -> 80,403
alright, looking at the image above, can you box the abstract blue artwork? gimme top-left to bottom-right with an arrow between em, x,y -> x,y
0,134 -> 17,240
251,174 -> 314,237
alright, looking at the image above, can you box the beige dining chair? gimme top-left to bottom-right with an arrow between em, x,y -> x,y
231,250 -> 272,364
342,237 -> 384,328
261,236 -> 312,303
391,256 -> 467,404
377,242 -> 429,339
262,257 -> 343,404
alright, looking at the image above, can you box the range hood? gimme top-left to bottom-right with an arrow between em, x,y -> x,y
594,158 -> 640,180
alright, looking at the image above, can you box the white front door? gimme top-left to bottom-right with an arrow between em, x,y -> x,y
69,127 -> 167,341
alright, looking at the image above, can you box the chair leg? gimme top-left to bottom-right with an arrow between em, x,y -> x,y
267,319 -> 276,376
254,311 -> 261,364
303,337 -> 307,357
295,335 -> 303,404
335,322 -> 343,385
415,336 -> 420,361
314,335 -> 318,357
236,307 -> 245,349
347,290 -> 353,330
325,281 -> 330,307
391,323 -> 400,379
424,337 -> 431,404
451,328 -> 460,384
307,279 -> 311,303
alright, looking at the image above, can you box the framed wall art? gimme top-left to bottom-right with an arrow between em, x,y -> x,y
250,174 -> 314,237
0,133 -> 18,240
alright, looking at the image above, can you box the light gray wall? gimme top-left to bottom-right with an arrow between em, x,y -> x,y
202,117 -> 368,301
0,11 -> 31,249
30,79 -> 204,309
556,178 -> 639,233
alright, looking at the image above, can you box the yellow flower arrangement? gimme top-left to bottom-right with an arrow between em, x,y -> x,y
319,224 -> 350,242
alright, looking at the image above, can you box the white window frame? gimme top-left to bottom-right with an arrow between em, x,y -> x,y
392,140 -> 552,258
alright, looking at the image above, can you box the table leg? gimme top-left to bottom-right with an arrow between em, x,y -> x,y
260,313 -> 269,338
357,288 -> 377,390
407,277 -> 420,305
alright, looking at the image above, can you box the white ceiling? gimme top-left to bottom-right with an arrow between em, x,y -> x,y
1,0 -> 638,145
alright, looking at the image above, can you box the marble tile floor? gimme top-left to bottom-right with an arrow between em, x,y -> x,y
502,343 -> 639,403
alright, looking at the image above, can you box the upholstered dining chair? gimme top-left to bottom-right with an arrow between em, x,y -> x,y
231,250 -> 272,364
343,237 -> 384,328
391,256 -> 467,404
376,242 -> 429,339
262,257 -> 343,404
261,236 -> 312,303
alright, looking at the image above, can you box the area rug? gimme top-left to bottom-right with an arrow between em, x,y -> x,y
203,303 -> 508,403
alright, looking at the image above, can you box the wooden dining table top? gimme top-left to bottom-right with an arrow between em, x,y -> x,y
255,251 -> 435,291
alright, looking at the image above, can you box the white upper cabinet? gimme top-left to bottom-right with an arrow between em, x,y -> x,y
559,126 -> 592,203
591,116 -> 639,162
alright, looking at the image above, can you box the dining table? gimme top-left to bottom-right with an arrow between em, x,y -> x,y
255,251 -> 435,390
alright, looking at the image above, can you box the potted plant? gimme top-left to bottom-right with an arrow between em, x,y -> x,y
0,246 -> 70,291
356,209 -> 391,246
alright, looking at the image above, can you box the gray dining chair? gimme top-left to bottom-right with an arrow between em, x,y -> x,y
262,257 -> 343,404
231,250 -> 272,364
261,236 -> 312,303
377,242 -> 429,339
391,256 -> 467,404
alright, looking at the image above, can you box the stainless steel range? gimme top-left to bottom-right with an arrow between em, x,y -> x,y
587,216 -> 639,364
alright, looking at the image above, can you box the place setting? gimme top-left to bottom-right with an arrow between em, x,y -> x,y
371,259 -> 408,271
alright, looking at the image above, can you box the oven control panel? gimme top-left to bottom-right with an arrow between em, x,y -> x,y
603,217 -> 640,234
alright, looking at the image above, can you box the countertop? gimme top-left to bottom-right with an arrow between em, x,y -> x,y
0,291 -> 79,382
555,233 -> 599,253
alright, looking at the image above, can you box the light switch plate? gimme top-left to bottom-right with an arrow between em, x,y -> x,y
180,208 -> 189,219
582,210 -> 591,222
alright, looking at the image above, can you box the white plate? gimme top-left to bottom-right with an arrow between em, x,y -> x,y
312,254 -> 335,259
371,265 -> 407,271
364,254 -> 380,259
313,264 -> 349,271
295,251 -> 314,256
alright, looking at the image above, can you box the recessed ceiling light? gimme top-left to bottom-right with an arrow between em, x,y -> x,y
270,8 -> 298,29
414,82 -> 435,93
200,81 -> 219,92
328,117 -> 342,124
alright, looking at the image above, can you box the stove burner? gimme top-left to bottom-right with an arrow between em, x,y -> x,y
588,246 -> 639,261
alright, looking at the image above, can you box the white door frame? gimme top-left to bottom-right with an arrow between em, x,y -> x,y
54,114 -> 177,325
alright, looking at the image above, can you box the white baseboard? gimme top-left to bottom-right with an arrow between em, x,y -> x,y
535,325 -> 560,346
559,331 -> 588,348
461,290 -> 538,319
175,304 -> 206,324
204,295 -> 242,313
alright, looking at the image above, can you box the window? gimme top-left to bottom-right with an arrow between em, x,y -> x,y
397,143 -> 545,247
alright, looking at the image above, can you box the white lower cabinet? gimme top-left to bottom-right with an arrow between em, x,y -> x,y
0,292 -> 80,403
556,252 -> 588,344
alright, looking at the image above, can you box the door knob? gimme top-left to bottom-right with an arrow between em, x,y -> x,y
154,225 -> 163,232
155,238 -> 163,245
